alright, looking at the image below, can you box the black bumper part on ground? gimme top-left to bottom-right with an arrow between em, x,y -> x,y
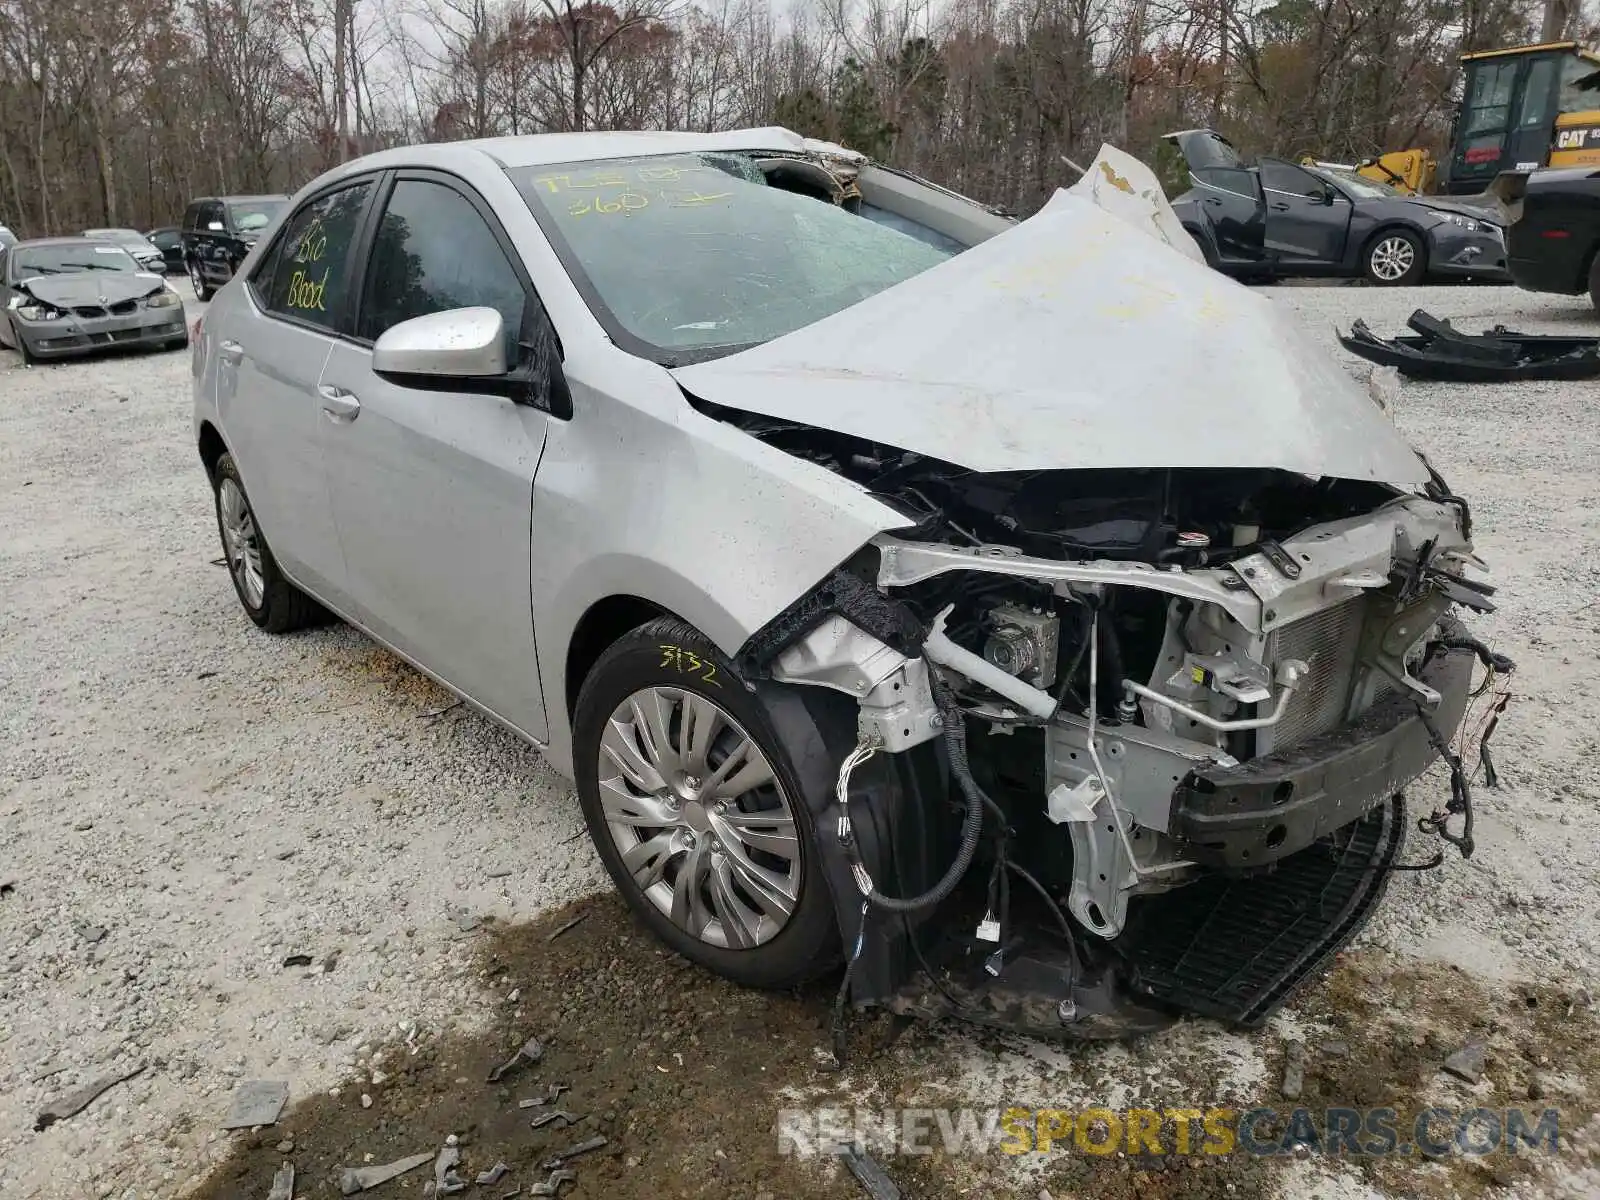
1170,644 -> 1474,868
1119,794 -> 1406,1027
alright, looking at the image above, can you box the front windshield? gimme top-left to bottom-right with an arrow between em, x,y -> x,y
1310,166 -> 1403,200
512,152 -> 956,364
228,200 -> 284,232
13,243 -> 140,276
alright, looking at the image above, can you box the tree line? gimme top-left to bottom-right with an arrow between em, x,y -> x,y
0,0 -> 1593,235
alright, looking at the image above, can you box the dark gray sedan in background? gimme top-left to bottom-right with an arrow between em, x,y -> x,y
1166,129 -> 1511,285
1,237 -> 188,363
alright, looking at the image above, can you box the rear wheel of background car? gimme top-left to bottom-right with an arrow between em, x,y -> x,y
1363,229 -> 1425,285
188,259 -> 214,301
211,453 -> 325,634
572,617 -> 839,989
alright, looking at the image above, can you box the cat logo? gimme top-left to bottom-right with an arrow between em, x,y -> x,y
1556,128 -> 1594,150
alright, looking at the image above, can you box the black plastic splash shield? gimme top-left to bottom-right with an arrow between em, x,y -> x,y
1340,309 -> 1599,381
1117,795 -> 1405,1027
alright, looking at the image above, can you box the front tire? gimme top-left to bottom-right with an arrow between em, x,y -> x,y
188,259 -> 215,301
211,452 -> 324,633
572,618 -> 839,989
1364,229 -> 1425,285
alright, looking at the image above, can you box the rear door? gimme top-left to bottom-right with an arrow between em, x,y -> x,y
1259,160 -> 1351,262
316,171 -> 553,741
214,177 -> 377,606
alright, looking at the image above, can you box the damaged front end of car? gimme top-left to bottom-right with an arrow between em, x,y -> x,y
671,147 -> 1511,1041
724,441 -> 1500,1040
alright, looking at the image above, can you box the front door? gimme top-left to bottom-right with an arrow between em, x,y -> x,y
215,178 -> 376,606
1259,160 -> 1350,262
317,172 -> 552,741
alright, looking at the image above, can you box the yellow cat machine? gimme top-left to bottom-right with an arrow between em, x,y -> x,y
1302,42 -> 1600,196
1445,41 -> 1600,194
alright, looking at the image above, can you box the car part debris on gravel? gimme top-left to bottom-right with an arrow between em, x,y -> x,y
34,1062 -> 146,1131
337,1150 -> 434,1194
434,1141 -> 468,1194
840,1144 -> 902,1200
487,1035 -> 544,1083
265,1163 -> 294,1200
528,1169 -> 576,1197
1340,309 -> 1600,380
518,1083 -> 568,1108
529,1109 -> 579,1130
221,1080 -> 290,1129
476,1162 -> 510,1185
541,1134 -> 606,1170
546,913 -> 586,942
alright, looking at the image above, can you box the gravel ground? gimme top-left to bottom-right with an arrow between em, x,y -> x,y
1,282 -> 1596,1200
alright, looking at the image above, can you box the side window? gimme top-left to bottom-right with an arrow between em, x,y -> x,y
1558,54 -> 1598,115
1195,166 -> 1261,201
358,179 -> 527,360
1462,61 -> 1516,137
183,204 -> 200,232
1517,58 -> 1558,129
258,182 -> 372,332
200,201 -> 226,232
1260,161 -> 1323,198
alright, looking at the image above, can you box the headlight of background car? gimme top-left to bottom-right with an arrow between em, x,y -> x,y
145,290 -> 181,309
17,302 -> 62,320
1435,212 -> 1482,232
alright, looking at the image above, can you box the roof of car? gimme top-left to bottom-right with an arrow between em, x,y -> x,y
190,194 -> 290,204
12,236 -> 113,248
340,126 -> 858,174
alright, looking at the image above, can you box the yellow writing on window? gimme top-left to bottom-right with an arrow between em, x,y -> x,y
286,267 -> 329,311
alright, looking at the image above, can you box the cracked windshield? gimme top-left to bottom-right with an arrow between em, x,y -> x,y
514,152 -> 955,362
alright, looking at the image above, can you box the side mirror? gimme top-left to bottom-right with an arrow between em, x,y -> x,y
373,307 -> 507,381
206,221 -> 225,232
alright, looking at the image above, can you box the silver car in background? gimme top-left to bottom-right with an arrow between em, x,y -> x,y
193,129 -> 1500,1038
3,237 -> 188,363
82,227 -> 169,274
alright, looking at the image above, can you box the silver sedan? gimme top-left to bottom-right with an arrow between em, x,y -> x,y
2,237 -> 188,362
193,130 -> 1494,1037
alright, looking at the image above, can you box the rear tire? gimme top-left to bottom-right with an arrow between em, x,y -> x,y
572,617 -> 839,989
1363,229 -> 1425,286
211,452 -> 325,633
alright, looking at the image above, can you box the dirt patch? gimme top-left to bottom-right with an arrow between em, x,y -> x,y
181,904 -> 1596,1200
184,896 -> 882,1200
319,640 -> 458,711
1273,950 -> 1599,1197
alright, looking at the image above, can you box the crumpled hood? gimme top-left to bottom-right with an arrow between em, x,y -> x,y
20,272 -> 165,308
672,174 -> 1428,486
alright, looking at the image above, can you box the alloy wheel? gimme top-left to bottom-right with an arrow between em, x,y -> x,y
596,687 -> 802,950
217,477 -> 266,608
1369,236 -> 1415,283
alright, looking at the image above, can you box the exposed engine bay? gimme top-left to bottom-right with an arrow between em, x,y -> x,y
715,402 -> 1513,1041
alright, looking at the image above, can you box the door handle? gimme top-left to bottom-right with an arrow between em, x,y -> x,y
318,383 -> 361,420
218,339 -> 243,363
1269,202 -> 1291,211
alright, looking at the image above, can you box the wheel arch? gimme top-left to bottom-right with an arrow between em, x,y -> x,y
563,593 -> 676,724
197,420 -> 228,481
1360,221 -> 1429,272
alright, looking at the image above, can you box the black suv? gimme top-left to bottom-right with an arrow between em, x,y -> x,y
181,194 -> 288,299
